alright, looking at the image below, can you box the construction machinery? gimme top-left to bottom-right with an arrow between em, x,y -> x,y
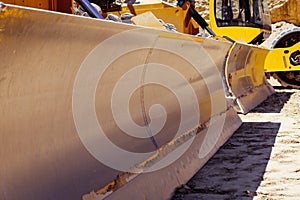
73,0 -> 275,113
0,0 -> 275,200
208,0 -> 300,88
3,0 -> 300,88
93,0 -> 299,88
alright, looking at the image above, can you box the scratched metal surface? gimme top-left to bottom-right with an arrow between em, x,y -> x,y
0,4 -> 239,200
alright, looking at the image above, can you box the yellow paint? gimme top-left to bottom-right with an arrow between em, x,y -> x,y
209,25 -> 265,43
264,42 -> 300,72
207,0 -> 300,75
208,0 -> 268,43
0,6 -> 25,19
246,47 -> 268,87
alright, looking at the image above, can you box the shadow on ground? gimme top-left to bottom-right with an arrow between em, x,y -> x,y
171,122 -> 280,200
250,90 -> 294,113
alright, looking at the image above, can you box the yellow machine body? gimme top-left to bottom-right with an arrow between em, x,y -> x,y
207,0 -> 300,86
264,41 -> 300,72
208,0 -> 266,43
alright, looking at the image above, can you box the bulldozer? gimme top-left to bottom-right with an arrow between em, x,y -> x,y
0,0 -> 278,200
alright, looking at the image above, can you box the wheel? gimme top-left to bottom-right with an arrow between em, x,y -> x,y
271,27 -> 300,88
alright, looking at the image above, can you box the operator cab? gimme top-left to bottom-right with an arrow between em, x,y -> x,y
215,0 -> 271,30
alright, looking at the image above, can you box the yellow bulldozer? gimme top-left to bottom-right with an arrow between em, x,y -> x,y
0,0 -> 296,199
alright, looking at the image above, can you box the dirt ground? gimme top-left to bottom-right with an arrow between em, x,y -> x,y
172,79 -> 300,200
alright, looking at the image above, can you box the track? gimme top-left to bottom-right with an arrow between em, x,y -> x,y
172,78 -> 300,200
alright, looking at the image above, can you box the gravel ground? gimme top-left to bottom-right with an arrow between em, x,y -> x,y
172,79 -> 300,200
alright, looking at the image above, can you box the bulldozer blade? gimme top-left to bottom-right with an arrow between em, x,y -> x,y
0,4 -> 241,200
224,42 -> 275,114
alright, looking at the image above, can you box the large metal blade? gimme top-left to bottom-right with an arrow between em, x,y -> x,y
0,4 -> 241,200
